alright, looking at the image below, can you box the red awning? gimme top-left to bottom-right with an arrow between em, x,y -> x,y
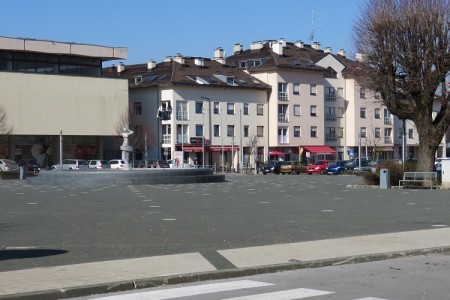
303,146 -> 336,154
210,146 -> 240,152
268,151 -> 285,155
182,146 -> 204,152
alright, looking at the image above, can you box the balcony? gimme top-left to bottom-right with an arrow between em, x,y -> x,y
384,117 -> 392,125
326,134 -> 337,142
278,92 -> 288,101
384,137 -> 393,144
325,94 -> 336,101
177,111 -> 188,121
162,134 -> 171,144
278,135 -> 289,144
278,113 -> 288,123
176,134 -> 189,144
325,114 -> 337,121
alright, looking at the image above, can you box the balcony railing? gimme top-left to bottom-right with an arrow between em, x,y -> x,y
325,94 -> 336,101
162,134 -> 171,144
326,134 -> 337,142
384,137 -> 393,144
176,134 -> 189,144
177,111 -> 188,120
384,117 -> 392,125
278,92 -> 288,101
278,135 -> 289,144
325,114 -> 337,121
278,113 -> 288,122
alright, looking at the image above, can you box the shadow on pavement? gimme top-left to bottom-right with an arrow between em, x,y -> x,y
0,248 -> 68,260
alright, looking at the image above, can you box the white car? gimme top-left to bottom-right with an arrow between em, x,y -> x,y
52,159 -> 89,170
87,160 -> 111,169
109,159 -> 127,169
0,159 -> 19,171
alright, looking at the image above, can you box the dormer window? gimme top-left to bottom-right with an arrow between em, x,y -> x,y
324,67 -> 338,78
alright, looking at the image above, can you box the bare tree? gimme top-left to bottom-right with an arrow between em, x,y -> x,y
353,0 -> 450,171
0,105 -> 12,135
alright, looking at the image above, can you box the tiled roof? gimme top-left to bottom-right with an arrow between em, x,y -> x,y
103,56 -> 271,91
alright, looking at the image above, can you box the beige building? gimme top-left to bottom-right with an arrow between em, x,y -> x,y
0,36 -> 128,167
103,50 -> 271,170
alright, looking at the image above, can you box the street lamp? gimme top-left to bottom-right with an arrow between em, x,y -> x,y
200,96 -> 212,167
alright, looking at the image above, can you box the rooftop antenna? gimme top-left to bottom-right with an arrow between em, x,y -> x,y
308,9 -> 322,42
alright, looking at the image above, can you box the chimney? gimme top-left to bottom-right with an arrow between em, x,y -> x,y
173,53 -> 185,65
272,41 -> 283,56
147,60 -> 156,70
355,52 -> 364,62
233,43 -> 243,54
117,62 -> 125,73
337,49 -> 346,57
250,41 -> 263,50
194,58 -> 204,67
324,47 -> 332,53
311,42 -> 321,50
295,40 -> 304,48
278,38 -> 286,47
213,47 -> 226,64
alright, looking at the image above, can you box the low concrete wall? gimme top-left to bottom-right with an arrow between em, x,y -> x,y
27,168 -> 226,185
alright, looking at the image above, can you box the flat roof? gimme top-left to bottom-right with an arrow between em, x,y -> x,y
0,36 -> 127,61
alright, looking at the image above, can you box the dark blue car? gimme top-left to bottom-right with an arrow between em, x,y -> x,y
326,160 -> 347,175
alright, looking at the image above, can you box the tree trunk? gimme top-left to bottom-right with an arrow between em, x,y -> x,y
415,122 -> 439,172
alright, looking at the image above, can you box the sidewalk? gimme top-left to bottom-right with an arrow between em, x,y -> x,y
2,228 -> 450,299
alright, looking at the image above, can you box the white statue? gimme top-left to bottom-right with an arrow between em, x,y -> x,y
120,128 -> 134,170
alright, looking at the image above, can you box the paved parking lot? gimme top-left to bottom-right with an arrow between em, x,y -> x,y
1,173 -> 450,272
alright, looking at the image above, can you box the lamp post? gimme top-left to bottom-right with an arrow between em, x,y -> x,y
358,133 -> 362,171
200,97 -> 212,167
202,108 -> 205,167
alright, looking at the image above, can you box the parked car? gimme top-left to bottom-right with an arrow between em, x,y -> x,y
326,160 -> 348,175
261,161 -> 281,175
279,161 -> 303,175
51,159 -> 88,170
345,160 -> 357,170
306,160 -> 334,175
87,160 -> 111,169
0,159 -> 19,171
109,159 -> 127,169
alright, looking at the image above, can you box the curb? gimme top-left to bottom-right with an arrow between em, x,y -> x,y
3,246 -> 450,300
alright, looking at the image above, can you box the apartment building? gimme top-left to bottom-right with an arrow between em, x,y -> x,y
0,36 -> 128,167
103,49 -> 271,169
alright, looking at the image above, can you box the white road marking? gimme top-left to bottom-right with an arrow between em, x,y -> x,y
92,280 -> 273,299
353,298 -> 389,300
149,206 -> 160,208
321,210 -> 334,212
163,219 -> 176,221
27,203 -> 37,205
431,224 -> 447,227
221,287 -> 333,300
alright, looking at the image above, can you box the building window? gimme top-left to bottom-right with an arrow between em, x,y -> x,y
195,101 -> 203,114
227,125 -> 234,137
227,103 -> 235,115
360,127 -> 367,138
278,82 -> 288,100
257,104 -> 264,115
278,127 -> 288,144
134,102 -> 142,115
196,124 -> 203,137
294,104 -> 301,116
360,88 -> 366,99
374,92 -> 381,100
360,107 -> 366,118
375,108 -> 381,119
310,84 -> 317,96
310,105 -> 317,117
244,125 -> 249,137
243,103 -> 249,115
310,126 -> 317,138
337,87 -> 343,98
293,126 -> 301,137
408,128 -> 414,139
338,127 -> 344,138
293,83 -> 300,95
214,125 -> 220,137
324,67 -> 337,78
257,126 -> 264,137
375,127 -> 381,138
337,107 -> 344,118
213,102 -> 220,114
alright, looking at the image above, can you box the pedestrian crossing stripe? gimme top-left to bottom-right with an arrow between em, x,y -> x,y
220,287 -> 334,299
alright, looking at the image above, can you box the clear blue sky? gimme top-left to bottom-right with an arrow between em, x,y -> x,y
1,0 -> 366,66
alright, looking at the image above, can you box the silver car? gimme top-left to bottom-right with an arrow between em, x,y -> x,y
87,160 -> 111,169
52,159 -> 88,170
0,159 -> 19,171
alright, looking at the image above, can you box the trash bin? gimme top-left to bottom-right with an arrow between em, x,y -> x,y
19,166 -> 27,180
380,168 -> 390,189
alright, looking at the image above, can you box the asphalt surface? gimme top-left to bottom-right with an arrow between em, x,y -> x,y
1,173 -> 450,273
